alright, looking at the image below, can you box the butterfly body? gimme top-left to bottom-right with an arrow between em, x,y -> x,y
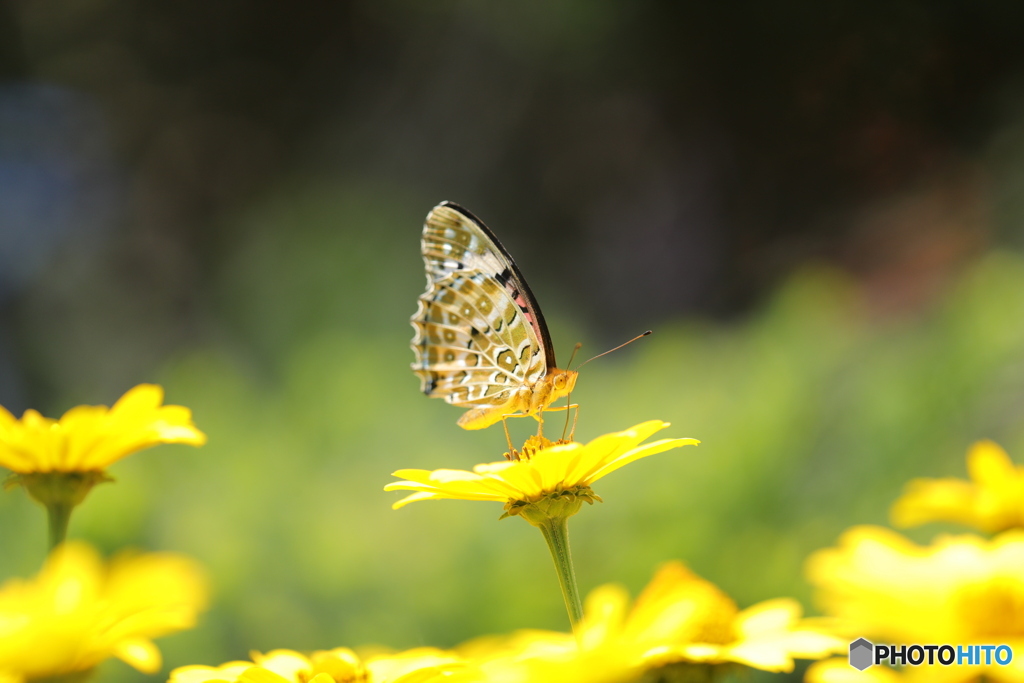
454,367 -> 577,430
411,202 -> 577,430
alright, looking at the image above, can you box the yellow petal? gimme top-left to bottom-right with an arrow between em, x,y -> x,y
250,650 -> 312,681
890,478 -> 977,528
109,384 -> 164,415
391,490 -> 502,509
723,641 -> 795,672
578,584 -> 631,650
967,440 -> 1016,485
113,638 -> 161,673
735,598 -> 801,637
170,663 -> 253,683
237,666 -> 293,683
585,438 -> 699,485
567,421 -> 670,483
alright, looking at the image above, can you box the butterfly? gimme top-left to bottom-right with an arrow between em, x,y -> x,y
411,201 -> 578,434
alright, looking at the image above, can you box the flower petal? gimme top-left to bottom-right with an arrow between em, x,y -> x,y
585,438 -> 699,484
967,440 -> 1016,485
735,598 -> 801,637
386,420 -> 698,510
113,638 -> 161,673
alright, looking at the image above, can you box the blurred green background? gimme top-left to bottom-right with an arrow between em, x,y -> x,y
3,2 -> 1024,682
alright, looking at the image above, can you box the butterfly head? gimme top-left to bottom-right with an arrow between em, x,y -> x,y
548,368 -> 578,403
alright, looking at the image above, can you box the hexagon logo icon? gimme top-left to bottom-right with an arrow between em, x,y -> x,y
849,638 -> 874,670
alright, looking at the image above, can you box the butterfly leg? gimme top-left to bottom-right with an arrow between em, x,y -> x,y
542,404 -> 579,412
550,403 -> 581,441
500,413 -> 534,458
539,404 -> 579,442
501,416 -> 514,456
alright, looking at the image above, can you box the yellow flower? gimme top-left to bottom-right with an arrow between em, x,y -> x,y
805,658 -> 904,683
385,421 -> 698,515
170,647 -> 466,683
806,526 -> 1024,682
583,561 -> 842,675
455,629 -> 630,683
891,440 -> 1024,533
0,541 -> 208,683
451,561 -> 841,683
0,384 -> 206,474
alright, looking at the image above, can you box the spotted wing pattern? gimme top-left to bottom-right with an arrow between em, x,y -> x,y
411,202 -> 554,415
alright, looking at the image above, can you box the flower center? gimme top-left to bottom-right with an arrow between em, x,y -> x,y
955,577 -> 1024,639
505,435 -> 570,461
692,610 -> 738,645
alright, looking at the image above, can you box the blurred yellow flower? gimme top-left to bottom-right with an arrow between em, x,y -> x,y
0,384 -> 206,474
891,440 -> 1024,533
456,628 -> 630,683
805,658 -> 904,683
453,561 -> 841,682
385,420 -> 697,514
807,526 -> 1024,682
587,561 -> 842,675
171,647 -> 466,683
0,541 -> 208,683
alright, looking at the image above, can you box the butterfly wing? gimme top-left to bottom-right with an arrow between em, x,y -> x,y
411,202 -> 556,426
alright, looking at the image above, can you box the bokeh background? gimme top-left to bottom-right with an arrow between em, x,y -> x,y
3,2 -> 1024,681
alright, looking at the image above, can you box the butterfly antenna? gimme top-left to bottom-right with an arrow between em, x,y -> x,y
559,333 -> 651,442
573,330 -> 652,371
565,342 -> 583,369
561,343 -> 583,441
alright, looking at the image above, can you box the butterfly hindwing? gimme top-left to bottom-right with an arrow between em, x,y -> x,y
411,202 -> 552,415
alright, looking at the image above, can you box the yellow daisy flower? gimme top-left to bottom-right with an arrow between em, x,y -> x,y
0,383 -> 206,474
806,526 -> 1024,682
170,646 -> 466,683
891,440 -> 1024,533
385,420 -> 698,629
1,384 -> 206,546
0,541 -> 208,683
385,420 -> 697,515
451,561 -> 840,682
585,561 -> 842,676
455,628 -> 631,683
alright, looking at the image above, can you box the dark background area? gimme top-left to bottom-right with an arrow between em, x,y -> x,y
4,1 -> 1024,408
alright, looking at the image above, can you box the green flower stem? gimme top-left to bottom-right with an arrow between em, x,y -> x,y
46,501 -> 73,549
536,515 -> 584,630
11,471 -> 111,552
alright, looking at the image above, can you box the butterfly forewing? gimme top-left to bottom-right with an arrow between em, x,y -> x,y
411,202 -> 550,414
